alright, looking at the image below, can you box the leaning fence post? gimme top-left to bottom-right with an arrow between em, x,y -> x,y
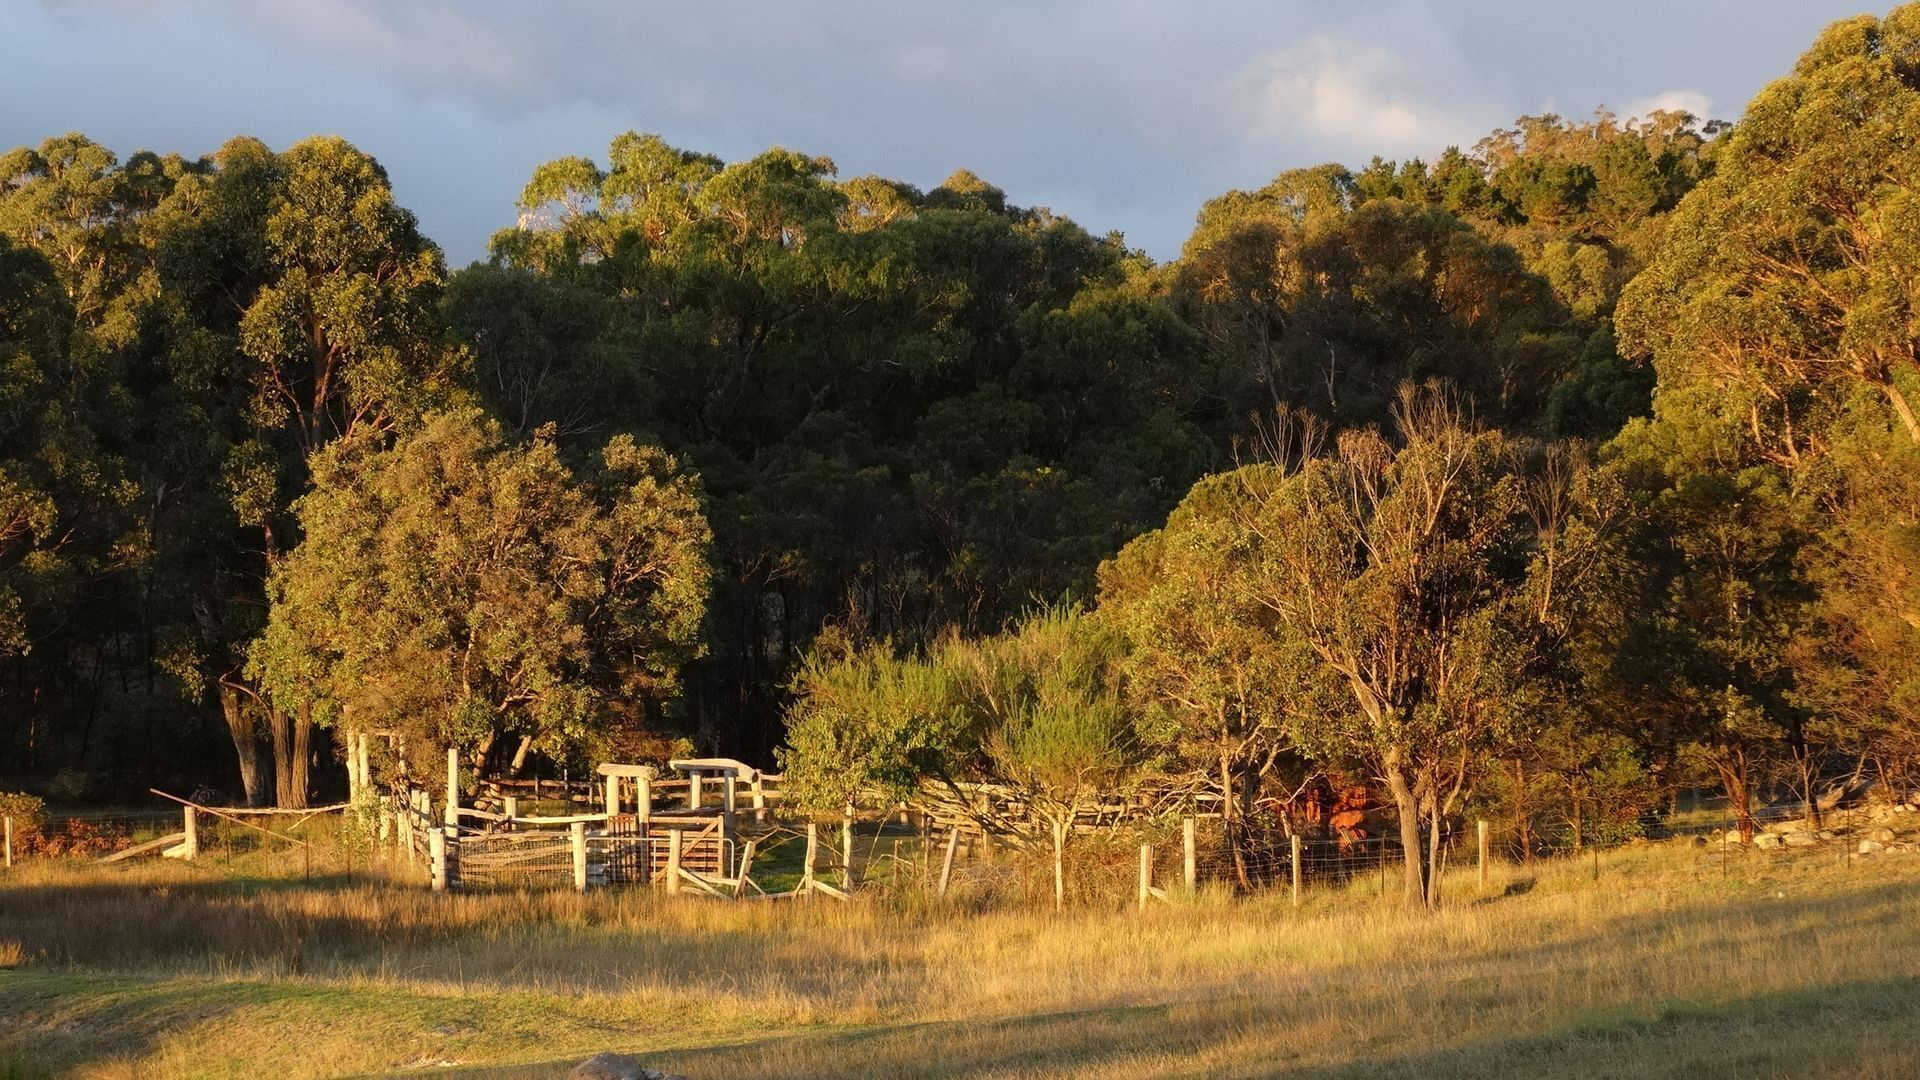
1477,819 -> 1489,892
571,820 -> 588,893
1183,816 -> 1197,892
937,825 -> 959,899
1290,833 -> 1302,908
1138,843 -> 1152,911
429,827 -> 448,892
182,806 -> 199,861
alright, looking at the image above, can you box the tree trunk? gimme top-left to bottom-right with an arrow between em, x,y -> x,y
1790,728 -> 1822,828
1882,377 -> 1920,445
1222,752 -> 1253,890
219,683 -> 271,808
471,732 -> 496,772
1384,761 -> 1427,907
1718,751 -> 1755,842
269,704 -> 312,809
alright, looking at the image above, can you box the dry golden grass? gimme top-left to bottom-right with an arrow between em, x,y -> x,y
3,840 -> 1919,1078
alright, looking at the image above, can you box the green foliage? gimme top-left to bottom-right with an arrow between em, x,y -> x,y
779,608 -> 1143,819
249,408 -> 711,761
1177,173 -> 1580,435
777,629 -> 970,813
3,5 -> 1919,853
472,131 -> 1210,752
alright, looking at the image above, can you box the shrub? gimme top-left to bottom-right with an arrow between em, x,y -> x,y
0,791 -> 45,834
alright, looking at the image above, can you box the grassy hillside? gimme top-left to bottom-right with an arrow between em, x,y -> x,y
3,840 -> 1919,1078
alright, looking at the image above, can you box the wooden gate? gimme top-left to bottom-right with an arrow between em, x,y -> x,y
604,814 -> 649,884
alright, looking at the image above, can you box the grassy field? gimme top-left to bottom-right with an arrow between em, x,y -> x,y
3,836 -> 1919,1079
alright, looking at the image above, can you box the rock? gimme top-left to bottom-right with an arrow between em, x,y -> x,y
1870,827 -> 1896,843
1754,833 -> 1784,849
571,1053 -> 663,1080
1816,830 -> 1836,841
1765,820 -> 1802,835
1685,835 -> 1707,847
1858,839 -> 1885,854
1897,804 -> 1913,814
1726,829 -> 1747,844
1784,833 -> 1818,847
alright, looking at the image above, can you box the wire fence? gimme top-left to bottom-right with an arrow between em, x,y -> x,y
8,788 -> 1906,910
1,804 -> 341,867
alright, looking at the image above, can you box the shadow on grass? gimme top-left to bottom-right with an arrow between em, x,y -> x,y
1280,974 -> 1920,1080
422,975 -> 1920,1080
6,864 -> 1920,1078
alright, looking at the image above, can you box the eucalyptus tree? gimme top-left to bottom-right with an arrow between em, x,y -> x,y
250,408 -> 711,775
1611,5 -> 1920,820
1104,388 -> 1620,906
1174,168 -> 1574,437
150,135 -> 468,805
1617,7 -> 1920,456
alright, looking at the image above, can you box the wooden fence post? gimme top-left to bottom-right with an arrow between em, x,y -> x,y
1477,819 -> 1489,892
841,805 -> 856,889
503,795 -> 518,824
1052,819 -> 1067,912
1183,816 -> 1197,892
429,827 -> 447,892
688,770 -> 702,810
355,733 -> 371,801
571,821 -> 588,893
604,774 -> 620,817
937,826 -> 959,899
4,815 -> 11,869
1290,834 -> 1302,908
637,768 -> 654,830
444,747 -> 460,828
803,823 -> 818,898
667,828 -> 683,894
182,806 -> 199,861
1138,843 -> 1152,911
723,774 -> 738,839
751,772 -> 767,825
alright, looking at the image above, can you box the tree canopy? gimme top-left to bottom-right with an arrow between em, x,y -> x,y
4,6 -> 1920,909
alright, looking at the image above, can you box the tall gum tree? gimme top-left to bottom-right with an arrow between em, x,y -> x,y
162,135 -> 465,806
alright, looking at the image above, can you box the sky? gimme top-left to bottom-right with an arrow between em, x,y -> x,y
2,1 -> 1889,265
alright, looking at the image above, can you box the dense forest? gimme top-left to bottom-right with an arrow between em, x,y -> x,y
4,7 -> 1918,903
